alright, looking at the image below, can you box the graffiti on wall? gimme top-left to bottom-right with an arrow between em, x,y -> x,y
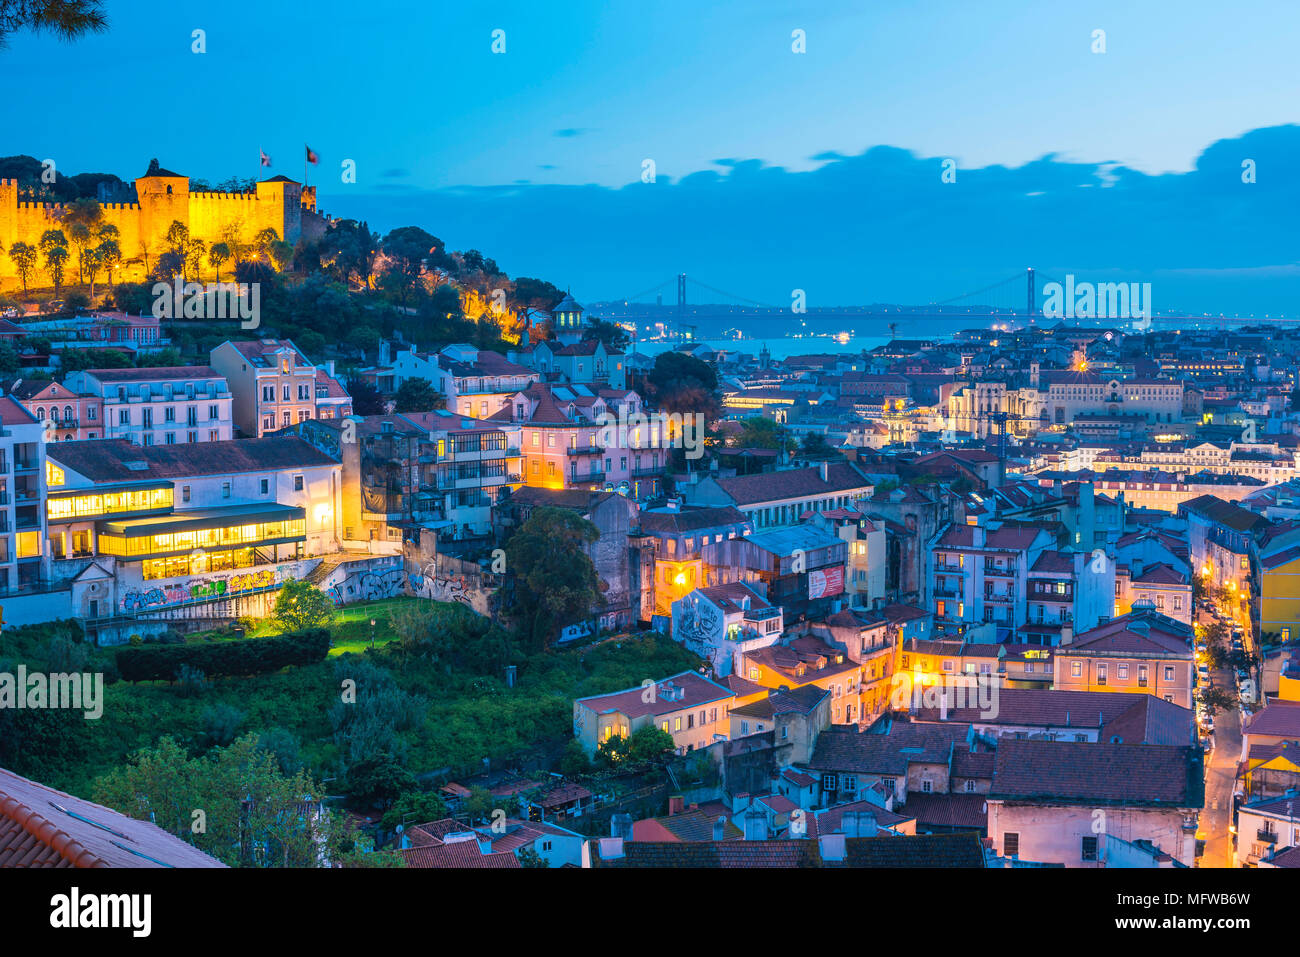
119,566 -> 285,614
326,566 -> 406,605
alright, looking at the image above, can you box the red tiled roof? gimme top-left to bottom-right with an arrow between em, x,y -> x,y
989,741 -> 1200,806
899,792 -> 988,830
0,767 -> 225,868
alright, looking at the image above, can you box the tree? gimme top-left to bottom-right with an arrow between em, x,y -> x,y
96,235 -> 121,289
380,226 -> 444,309
392,377 -> 445,413
61,196 -> 103,283
380,790 -> 449,832
44,244 -> 68,294
625,726 -> 675,764
647,350 -> 720,419
582,317 -> 630,350
735,416 -> 789,451
348,379 -> 386,415
517,846 -> 549,868
799,431 -> 843,460
0,0 -> 109,50
504,506 -> 603,648
93,735 -> 341,868
1197,687 -> 1237,716
8,240 -> 37,292
165,220 -> 190,258
0,342 -> 19,376
273,579 -> 336,632
208,241 -> 231,281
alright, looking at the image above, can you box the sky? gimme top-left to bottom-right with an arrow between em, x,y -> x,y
8,0 -> 1300,313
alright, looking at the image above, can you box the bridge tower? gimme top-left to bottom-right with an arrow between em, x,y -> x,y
1027,267 -> 1036,324
677,273 -> 686,333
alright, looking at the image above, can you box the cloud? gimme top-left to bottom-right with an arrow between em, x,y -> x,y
553,128 -> 591,138
322,125 -> 1300,315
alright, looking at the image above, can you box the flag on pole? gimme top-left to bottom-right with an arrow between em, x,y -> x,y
305,144 -> 319,165
259,148 -> 272,167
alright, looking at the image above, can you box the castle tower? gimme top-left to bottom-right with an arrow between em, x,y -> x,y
134,162 -> 190,264
255,175 -> 303,246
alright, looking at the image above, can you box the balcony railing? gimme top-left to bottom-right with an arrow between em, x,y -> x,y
1259,829 -> 1278,844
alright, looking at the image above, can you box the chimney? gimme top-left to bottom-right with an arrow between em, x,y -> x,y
819,461 -> 829,482
668,795 -> 685,816
1060,625 -> 1073,645
712,816 -> 727,841
598,836 -> 625,860
818,833 -> 847,862
742,807 -> 768,841
610,813 -> 633,841
842,810 -> 878,838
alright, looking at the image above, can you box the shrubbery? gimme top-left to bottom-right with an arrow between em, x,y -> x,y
115,629 -> 330,682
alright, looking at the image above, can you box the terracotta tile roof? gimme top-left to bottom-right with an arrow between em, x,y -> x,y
631,808 -> 743,842
637,505 -> 749,534
588,833 -> 985,867
1068,610 -> 1193,657
899,792 -> 989,830
911,689 -> 1194,745
48,436 -> 337,481
807,800 -> 914,839
809,723 -> 976,775
0,767 -> 225,868
711,462 -> 873,506
79,365 -> 224,382
1132,562 -> 1187,585
574,670 -> 734,721
989,741 -> 1202,807
0,395 -> 38,427
1030,550 -> 1077,574
1245,701 -> 1300,739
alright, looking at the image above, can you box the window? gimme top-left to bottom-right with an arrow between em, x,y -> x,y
1071,660 -> 1082,678
1097,664 -> 1107,685
822,774 -> 837,790
921,780 -> 933,793
1003,832 -> 1019,857
1081,836 -> 1098,862
182,486 -> 190,503
965,780 -> 976,792
1117,663 -> 1128,680
1164,666 -> 1175,681
282,385 -> 291,401
882,777 -> 895,792
260,478 -> 269,494
222,482 -> 231,498
673,717 -> 681,732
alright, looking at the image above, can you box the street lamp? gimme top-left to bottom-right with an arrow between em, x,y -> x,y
370,617 -> 376,649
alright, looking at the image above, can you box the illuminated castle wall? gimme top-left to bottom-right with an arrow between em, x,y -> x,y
0,166 -> 326,288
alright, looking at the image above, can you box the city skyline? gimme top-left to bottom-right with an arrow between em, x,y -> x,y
8,0 -> 1300,313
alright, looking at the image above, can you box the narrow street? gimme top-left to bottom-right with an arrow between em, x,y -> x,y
1195,600 -> 1247,867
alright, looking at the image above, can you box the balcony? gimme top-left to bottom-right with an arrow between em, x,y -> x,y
12,459 -> 37,474
933,587 -> 962,599
983,563 -> 1015,577
1259,829 -> 1278,844
934,561 -> 964,573
566,446 -> 605,456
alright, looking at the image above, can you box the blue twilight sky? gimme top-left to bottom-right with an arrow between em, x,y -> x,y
8,0 -> 1300,313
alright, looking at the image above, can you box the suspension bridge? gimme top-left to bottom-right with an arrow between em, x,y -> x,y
590,268 -> 1283,341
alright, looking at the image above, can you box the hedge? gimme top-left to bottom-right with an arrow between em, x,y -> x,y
115,630 -> 331,683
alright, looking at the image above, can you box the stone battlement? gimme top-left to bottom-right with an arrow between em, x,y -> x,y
0,162 -> 328,290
